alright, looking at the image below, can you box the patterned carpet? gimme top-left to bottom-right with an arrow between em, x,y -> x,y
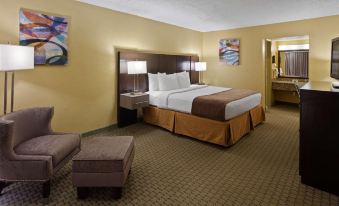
0,106 -> 338,206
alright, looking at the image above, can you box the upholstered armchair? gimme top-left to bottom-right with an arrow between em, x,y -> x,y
0,107 -> 81,198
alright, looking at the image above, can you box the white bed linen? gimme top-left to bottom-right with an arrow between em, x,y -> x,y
147,85 -> 261,120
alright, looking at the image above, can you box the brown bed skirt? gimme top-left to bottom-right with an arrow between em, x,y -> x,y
143,105 -> 265,147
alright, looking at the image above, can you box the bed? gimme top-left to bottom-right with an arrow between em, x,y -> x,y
143,84 -> 264,147
148,85 -> 261,120
117,51 -> 265,147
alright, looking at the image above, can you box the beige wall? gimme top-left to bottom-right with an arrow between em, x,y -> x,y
2,0 -> 339,132
202,15 -> 339,105
0,0 -> 202,133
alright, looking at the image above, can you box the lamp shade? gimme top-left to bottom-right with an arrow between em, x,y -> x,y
127,61 -> 147,74
195,62 -> 207,71
0,45 -> 34,71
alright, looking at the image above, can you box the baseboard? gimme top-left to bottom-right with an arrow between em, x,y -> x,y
81,124 -> 117,137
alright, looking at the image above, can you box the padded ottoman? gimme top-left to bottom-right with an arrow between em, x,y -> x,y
72,136 -> 134,199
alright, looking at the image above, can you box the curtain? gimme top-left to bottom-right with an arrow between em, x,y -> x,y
285,51 -> 308,78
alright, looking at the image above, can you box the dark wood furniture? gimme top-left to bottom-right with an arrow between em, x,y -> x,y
299,81 -> 339,196
118,93 -> 149,127
117,51 -> 199,127
120,93 -> 149,110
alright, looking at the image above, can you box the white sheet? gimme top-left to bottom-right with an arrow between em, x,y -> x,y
148,85 -> 261,120
147,85 -> 261,120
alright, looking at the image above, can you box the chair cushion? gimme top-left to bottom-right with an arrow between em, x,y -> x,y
73,136 -> 134,173
14,134 -> 81,167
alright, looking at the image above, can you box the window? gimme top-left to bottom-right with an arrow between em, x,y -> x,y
278,50 -> 309,78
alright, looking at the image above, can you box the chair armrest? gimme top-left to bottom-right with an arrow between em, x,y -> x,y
0,155 -> 53,181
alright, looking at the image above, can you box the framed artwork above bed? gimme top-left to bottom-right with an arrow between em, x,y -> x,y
219,39 -> 240,65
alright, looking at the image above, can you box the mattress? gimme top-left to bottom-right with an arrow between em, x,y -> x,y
147,85 -> 261,120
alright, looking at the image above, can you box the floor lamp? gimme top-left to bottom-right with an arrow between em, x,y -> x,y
127,61 -> 147,95
0,45 -> 34,114
195,62 -> 207,84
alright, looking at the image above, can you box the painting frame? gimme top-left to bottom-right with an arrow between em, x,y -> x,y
219,39 -> 240,65
19,8 -> 69,65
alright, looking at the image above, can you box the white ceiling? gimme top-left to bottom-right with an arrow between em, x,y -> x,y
78,0 -> 339,32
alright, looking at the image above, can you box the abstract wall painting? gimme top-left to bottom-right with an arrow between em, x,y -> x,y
19,9 -> 68,65
219,39 -> 240,65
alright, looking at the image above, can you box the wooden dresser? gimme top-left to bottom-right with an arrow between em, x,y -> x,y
299,81 -> 339,196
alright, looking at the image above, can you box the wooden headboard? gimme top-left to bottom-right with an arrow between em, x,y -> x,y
117,51 -> 199,127
118,51 -> 199,94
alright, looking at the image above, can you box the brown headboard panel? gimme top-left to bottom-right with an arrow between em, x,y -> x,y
118,51 -> 199,94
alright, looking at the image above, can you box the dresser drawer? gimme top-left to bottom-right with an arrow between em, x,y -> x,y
120,93 -> 149,110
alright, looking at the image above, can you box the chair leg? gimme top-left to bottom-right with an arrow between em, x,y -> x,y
42,180 -> 50,198
0,181 -> 7,195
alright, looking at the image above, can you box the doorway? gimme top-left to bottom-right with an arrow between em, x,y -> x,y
264,35 -> 310,109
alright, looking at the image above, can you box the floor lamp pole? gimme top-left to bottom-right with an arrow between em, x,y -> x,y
11,72 -> 15,113
3,72 -> 8,114
3,72 -> 15,114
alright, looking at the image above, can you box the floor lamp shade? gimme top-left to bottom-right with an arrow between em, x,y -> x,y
0,45 -> 34,71
0,45 -> 34,114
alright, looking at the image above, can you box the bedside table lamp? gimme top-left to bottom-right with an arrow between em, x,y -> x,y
0,44 -> 34,114
195,62 -> 207,84
127,61 -> 147,95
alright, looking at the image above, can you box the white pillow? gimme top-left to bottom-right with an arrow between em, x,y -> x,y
158,73 -> 180,91
148,73 -> 158,91
176,71 -> 191,89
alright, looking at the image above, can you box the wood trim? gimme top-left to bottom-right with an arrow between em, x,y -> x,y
81,124 -> 117,137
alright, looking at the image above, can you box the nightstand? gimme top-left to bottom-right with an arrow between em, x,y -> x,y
118,93 -> 149,127
120,93 -> 149,110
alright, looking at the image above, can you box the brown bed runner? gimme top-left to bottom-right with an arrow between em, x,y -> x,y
191,89 -> 259,121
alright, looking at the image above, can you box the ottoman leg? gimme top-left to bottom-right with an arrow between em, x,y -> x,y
112,187 -> 122,199
77,187 -> 89,199
42,180 -> 50,198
